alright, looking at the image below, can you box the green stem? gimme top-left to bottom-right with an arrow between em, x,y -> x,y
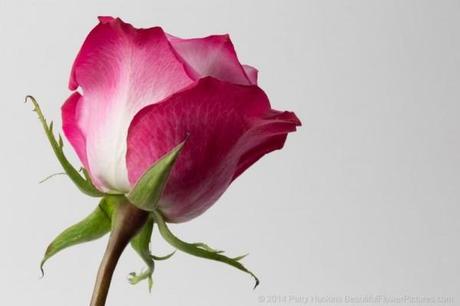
90,202 -> 148,306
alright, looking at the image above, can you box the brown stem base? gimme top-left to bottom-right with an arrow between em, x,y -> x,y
90,202 -> 148,306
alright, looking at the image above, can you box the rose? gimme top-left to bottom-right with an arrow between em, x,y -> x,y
31,16 -> 302,305
62,16 -> 300,223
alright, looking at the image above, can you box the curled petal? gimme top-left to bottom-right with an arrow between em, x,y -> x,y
168,34 -> 253,85
232,110 -> 301,180
242,64 -> 258,85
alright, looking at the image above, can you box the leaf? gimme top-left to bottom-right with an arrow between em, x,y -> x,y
26,96 -> 104,197
129,215 -> 155,290
40,196 -> 123,274
152,210 -> 259,289
127,141 -> 185,211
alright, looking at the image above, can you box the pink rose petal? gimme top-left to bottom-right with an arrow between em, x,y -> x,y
63,17 -> 194,192
126,77 -> 300,222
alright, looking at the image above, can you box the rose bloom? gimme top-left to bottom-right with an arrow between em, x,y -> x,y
62,17 -> 300,223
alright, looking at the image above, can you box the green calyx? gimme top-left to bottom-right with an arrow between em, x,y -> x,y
129,215 -> 155,288
31,96 -> 259,291
127,141 -> 185,212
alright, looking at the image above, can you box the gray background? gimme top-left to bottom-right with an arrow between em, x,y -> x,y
1,0 -> 459,305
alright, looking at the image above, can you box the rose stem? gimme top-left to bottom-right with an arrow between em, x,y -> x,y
90,202 -> 149,306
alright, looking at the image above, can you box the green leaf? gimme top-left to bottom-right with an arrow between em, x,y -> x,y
26,96 -> 104,197
152,210 -> 259,289
40,196 -> 123,274
129,215 -> 155,290
127,141 -> 185,211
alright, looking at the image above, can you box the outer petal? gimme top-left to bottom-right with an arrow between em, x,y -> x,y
167,34 -> 253,85
64,17 -> 194,192
61,92 -> 88,169
126,77 -> 300,222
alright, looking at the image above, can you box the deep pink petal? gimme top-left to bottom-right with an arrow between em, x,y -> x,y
126,77 -> 300,222
167,34 -> 252,85
65,17 -> 194,192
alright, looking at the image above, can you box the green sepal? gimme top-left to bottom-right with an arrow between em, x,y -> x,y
26,96 -> 104,197
127,141 -> 185,211
39,172 -> 67,184
152,251 -> 175,261
191,242 -> 224,254
152,210 -> 260,289
129,215 -> 155,290
40,196 -> 123,274
129,216 -> 176,290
